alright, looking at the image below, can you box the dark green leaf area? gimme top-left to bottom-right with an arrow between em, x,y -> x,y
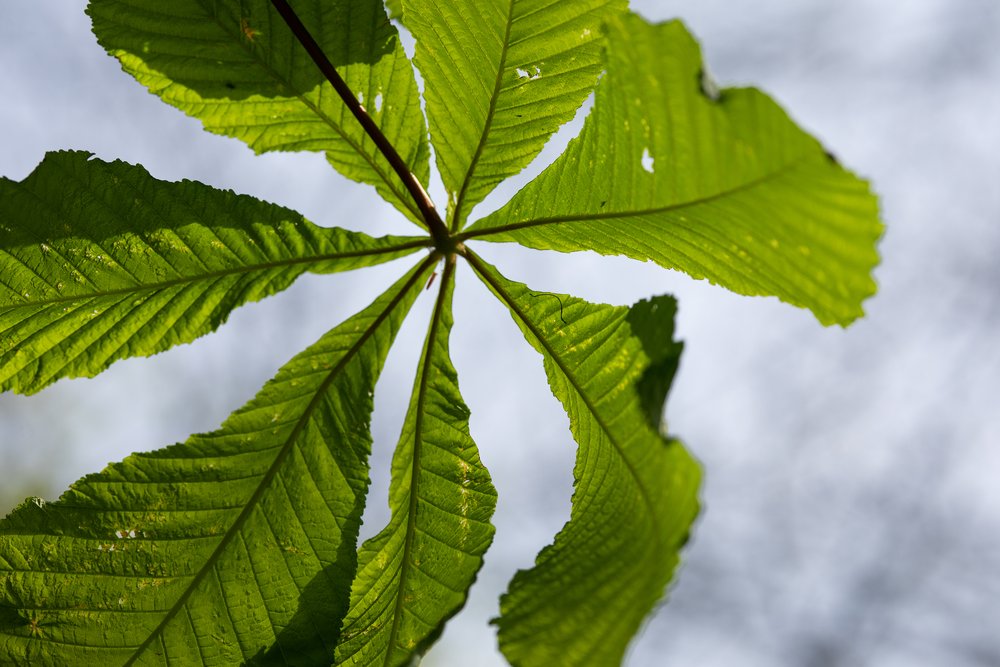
336,262 -> 497,666
406,0 -> 625,226
0,151 -> 424,395
0,259 -> 433,666
468,15 -> 883,326
469,255 -> 701,667
87,0 -> 430,224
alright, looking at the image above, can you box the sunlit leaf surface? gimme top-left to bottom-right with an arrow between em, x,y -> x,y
0,151 -> 425,395
0,260 -> 433,665
0,4 -> 883,665
467,17 -> 882,325
406,0 -> 625,226
88,0 -> 431,225
335,262 -> 497,667
470,254 -> 700,667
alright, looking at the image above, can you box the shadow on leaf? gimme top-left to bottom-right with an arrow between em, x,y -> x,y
244,561 -> 356,667
625,295 -> 684,432
87,0 -> 396,101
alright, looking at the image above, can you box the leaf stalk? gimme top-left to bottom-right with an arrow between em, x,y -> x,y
268,0 -> 450,247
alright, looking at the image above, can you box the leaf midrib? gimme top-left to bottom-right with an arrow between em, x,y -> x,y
465,250 -> 663,548
122,256 -> 435,666
0,239 -> 429,312
459,155 -> 812,241
188,0 -> 424,223
381,257 -> 455,667
450,0 -> 516,230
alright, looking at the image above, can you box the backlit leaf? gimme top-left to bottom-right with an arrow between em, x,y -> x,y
0,3 -> 884,665
468,253 -> 701,666
405,0 -> 625,227
0,151 -> 426,395
0,259 -> 434,665
335,259 -> 497,666
88,0 -> 431,225
466,16 -> 883,325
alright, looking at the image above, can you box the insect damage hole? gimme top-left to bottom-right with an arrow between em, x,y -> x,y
515,66 -> 542,81
641,148 -> 655,174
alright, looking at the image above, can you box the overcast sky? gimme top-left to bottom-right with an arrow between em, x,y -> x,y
1,2 -> 998,666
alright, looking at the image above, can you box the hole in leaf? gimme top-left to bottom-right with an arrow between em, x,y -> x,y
641,148 -> 655,174
374,92 -> 383,112
515,66 -> 542,81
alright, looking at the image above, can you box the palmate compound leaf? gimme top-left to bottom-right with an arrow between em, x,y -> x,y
464,15 -> 884,326
0,151 -> 426,395
334,258 -> 497,666
0,258 -> 436,666
404,0 -> 626,227
467,252 -> 701,667
1,3 -> 881,666
87,0 -> 431,226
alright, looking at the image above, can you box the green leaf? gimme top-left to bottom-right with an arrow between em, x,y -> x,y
0,151 -> 426,395
1,3 -> 887,664
335,259 -> 497,666
465,15 -> 883,325
405,0 -> 625,227
0,258 -> 434,666
384,0 -> 403,22
467,252 -> 701,667
87,0 -> 431,225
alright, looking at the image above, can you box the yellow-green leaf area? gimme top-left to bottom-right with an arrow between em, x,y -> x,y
466,16 -> 883,326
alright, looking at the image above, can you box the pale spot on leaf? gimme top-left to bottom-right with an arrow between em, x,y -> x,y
641,148 -> 655,174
